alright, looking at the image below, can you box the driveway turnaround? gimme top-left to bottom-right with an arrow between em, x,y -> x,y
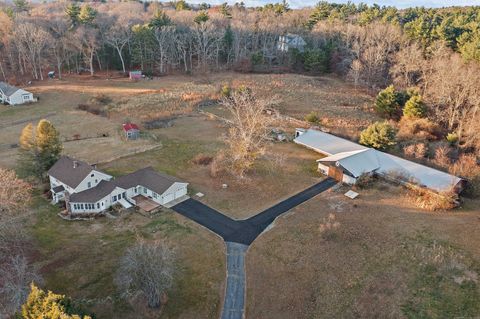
171,177 -> 336,319
221,242 -> 248,319
172,177 -> 337,245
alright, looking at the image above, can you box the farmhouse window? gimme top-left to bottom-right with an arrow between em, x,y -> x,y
87,182 -> 91,188
97,203 -> 100,209
113,195 -> 117,202
143,187 -> 147,194
91,174 -> 94,177
80,204 -> 84,209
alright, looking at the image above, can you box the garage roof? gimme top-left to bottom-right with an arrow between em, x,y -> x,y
294,129 -> 366,155
318,149 -> 380,178
297,129 -> 462,193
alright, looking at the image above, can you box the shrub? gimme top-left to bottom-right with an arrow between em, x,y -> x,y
397,117 -> 442,141
305,111 -> 319,123
446,132 -> 459,145
450,154 -> 480,197
433,145 -> 452,168
403,143 -> 427,159
403,95 -> 426,118
359,121 -> 397,150
220,85 -> 231,98
408,187 -> 459,211
89,93 -> 112,105
375,85 -> 402,119
191,154 -> 213,165
355,173 -> 376,189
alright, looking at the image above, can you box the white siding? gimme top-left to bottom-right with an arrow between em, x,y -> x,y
74,170 -> 113,193
8,89 -> 35,105
342,174 -> 357,185
317,163 -> 329,176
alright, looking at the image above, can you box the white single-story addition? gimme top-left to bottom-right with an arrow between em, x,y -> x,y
294,128 -> 464,193
277,33 -> 307,52
48,156 -> 188,214
0,82 -> 36,105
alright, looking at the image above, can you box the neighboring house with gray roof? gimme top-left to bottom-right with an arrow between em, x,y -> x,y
49,157 -> 188,214
0,82 -> 36,105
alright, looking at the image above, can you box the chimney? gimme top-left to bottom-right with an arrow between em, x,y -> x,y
73,161 -> 78,169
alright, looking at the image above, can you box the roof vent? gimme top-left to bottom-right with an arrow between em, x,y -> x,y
73,161 -> 79,168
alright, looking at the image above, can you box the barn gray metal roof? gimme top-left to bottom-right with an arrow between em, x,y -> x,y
0,82 -> 20,96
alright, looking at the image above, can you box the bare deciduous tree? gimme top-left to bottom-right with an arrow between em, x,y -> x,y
220,89 -> 273,178
0,168 -> 32,220
115,240 -> 175,309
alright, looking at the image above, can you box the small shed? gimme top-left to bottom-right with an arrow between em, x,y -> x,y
129,71 -> 142,80
123,123 -> 140,140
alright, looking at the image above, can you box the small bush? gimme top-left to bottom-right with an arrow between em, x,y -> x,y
403,95 -> 427,118
355,173 -> 376,189
409,187 -> 459,211
433,145 -> 452,168
450,154 -> 480,197
77,103 -> 107,117
397,117 -> 442,141
305,111 -> 320,123
403,143 -> 427,159
191,154 -> 213,165
446,132 -> 459,145
359,121 -> 397,150
89,93 -> 112,105
220,85 -> 231,98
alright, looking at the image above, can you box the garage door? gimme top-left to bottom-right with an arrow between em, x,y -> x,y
174,187 -> 187,199
163,193 -> 174,204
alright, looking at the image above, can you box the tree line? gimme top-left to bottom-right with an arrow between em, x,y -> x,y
0,1 -> 479,151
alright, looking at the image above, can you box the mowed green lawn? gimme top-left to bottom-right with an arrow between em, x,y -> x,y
30,195 -> 225,319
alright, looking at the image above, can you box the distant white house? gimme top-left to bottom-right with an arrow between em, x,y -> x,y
294,128 -> 464,193
48,156 -> 188,214
0,82 -> 36,105
277,34 -> 307,52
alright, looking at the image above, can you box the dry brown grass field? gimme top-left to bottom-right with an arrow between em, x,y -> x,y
246,183 -> 480,318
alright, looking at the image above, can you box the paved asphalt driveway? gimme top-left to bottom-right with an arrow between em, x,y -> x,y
171,177 -> 336,319
172,177 -> 337,245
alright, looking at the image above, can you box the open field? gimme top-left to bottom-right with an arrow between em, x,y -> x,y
0,72 -> 376,169
30,195 -> 225,319
246,183 -> 480,318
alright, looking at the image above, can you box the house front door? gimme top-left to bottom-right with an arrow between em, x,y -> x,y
328,166 -> 343,182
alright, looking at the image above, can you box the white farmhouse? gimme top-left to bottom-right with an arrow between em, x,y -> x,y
0,82 -> 36,105
48,156 -> 113,204
277,34 -> 307,53
48,156 -> 189,215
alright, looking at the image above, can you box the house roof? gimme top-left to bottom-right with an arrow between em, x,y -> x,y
375,151 -> 462,192
294,129 -> 366,155
0,82 -> 21,96
114,167 -> 184,194
296,129 -> 462,192
123,123 -> 139,132
318,149 -> 380,178
69,180 -> 120,202
48,156 -> 95,189
69,167 -> 186,203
